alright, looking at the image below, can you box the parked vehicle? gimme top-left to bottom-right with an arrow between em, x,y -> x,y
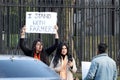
0,55 -> 61,80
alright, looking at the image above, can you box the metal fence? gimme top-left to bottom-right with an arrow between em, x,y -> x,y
0,0 -> 120,73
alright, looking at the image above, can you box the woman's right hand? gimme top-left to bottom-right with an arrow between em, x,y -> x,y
20,25 -> 26,38
54,25 -> 59,39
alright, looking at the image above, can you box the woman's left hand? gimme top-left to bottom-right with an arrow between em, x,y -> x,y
68,61 -> 73,67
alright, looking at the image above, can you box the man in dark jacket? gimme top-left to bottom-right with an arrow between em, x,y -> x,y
19,25 -> 59,65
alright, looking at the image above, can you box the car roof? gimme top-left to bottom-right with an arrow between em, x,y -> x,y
0,77 -> 59,80
0,55 -> 36,60
0,55 -> 61,80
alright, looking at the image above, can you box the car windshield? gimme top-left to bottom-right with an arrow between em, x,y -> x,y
0,59 -> 59,78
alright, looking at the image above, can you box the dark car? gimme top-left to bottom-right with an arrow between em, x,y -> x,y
0,55 -> 61,80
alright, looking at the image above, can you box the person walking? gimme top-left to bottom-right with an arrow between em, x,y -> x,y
50,42 -> 77,80
19,25 -> 59,65
84,43 -> 117,80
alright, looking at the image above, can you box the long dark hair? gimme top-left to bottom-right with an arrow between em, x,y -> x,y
32,39 -> 48,64
32,38 -> 43,52
53,42 -> 69,67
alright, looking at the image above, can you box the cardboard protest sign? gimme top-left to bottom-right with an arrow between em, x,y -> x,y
26,12 -> 57,34
81,61 -> 91,80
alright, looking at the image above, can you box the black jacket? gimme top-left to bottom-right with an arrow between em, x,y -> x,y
19,38 -> 58,65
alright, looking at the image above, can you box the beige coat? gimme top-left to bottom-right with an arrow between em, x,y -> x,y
49,56 -> 77,80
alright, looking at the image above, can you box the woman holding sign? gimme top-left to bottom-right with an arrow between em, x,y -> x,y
19,25 -> 59,65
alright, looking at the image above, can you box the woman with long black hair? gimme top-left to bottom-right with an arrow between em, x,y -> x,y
19,25 -> 59,65
50,42 -> 77,80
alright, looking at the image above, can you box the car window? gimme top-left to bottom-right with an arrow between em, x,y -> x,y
0,60 -> 59,78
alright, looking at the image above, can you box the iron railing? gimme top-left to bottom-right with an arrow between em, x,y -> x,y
0,0 -> 120,73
